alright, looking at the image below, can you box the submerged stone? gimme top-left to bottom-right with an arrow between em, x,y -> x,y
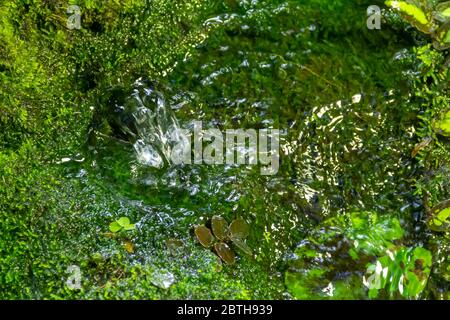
166,238 -> 184,255
151,270 -> 175,289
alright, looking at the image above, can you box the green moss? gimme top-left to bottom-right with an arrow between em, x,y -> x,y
0,0 -> 449,300
285,212 -> 408,299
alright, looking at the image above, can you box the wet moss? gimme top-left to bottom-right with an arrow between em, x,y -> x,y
0,0 -> 449,299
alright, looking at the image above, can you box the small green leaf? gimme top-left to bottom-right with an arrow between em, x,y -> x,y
386,0 -> 435,33
432,22 -> 450,50
427,200 -> 450,231
433,109 -> 450,136
364,247 -> 432,298
211,215 -> 229,241
229,218 -> 249,240
214,242 -> 236,265
231,237 -> 253,256
123,223 -> 136,231
442,8 -> 450,18
434,2 -> 450,22
109,221 -> 122,233
194,225 -> 214,248
123,240 -> 135,253
117,217 -> 131,228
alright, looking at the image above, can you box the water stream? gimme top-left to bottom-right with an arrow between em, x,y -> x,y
64,0 -> 425,298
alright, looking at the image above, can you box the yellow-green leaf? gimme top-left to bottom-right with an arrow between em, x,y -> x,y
386,1 -> 435,33
123,240 -> 135,253
117,217 -> 131,227
229,218 -> 249,240
427,200 -> 450,232
433,109 -> 450,136
214,242 -> 235,265
194,225 -> 214,247
109,221 -> 122,233
434,2 -> 450,22
211,215 -> 229,241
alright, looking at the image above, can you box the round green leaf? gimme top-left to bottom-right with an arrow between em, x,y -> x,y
229,218 -> 249,240
123,223 -> 136,231
211,215 -> 229,241
427,200 -> 450,232
194,225 -> 214,248
433,109 -> 450,136
117,217 -> 131,227
109,221 -> 122,233
231,237 -> 253,256
214,242 -> 235,265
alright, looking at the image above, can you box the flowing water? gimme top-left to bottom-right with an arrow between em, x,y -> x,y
59,0 -> 426,298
